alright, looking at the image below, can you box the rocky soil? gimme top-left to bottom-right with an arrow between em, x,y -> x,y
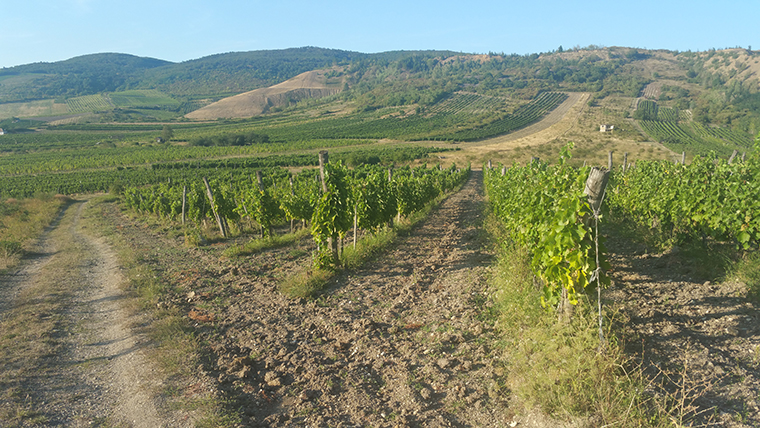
607,237 -> 760,427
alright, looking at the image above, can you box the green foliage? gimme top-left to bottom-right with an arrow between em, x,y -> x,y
607,135 -> 760,249
189,131 -> 269,147
0,240 -> 22,258
485,143 -> 607,308
311,162 -> 352,268
242,186 -> 284,237
635,99 -> 753,156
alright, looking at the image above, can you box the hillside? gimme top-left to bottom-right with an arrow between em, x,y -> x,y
0,53 -> 173,103
1,46 -> 759,158
185,68 -> 346,120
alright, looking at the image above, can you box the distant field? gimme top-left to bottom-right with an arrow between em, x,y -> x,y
109,90 -> 179,108
67,94 -> 114,113
0,100 -> 69,120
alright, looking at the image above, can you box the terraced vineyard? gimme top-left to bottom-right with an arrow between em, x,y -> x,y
66,94 -> 114,113
635,100 -> 753,155
109,90 -> 180,108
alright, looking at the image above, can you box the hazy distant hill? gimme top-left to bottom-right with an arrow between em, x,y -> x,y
1,46 -> 759,139
0,53 -> 172,103
0,48 -> 464,103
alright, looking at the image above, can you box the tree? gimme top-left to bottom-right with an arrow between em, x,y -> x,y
161,125 -> 174,142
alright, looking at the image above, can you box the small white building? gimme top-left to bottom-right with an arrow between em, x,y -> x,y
600,124 -> 614,132
0,128 -> 5,135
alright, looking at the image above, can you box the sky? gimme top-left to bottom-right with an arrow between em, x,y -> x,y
1,0 -> 757,68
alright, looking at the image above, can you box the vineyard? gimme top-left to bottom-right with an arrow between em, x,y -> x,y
635,100 -> 753,155
66,94 -> 114,113
486,138 -> 760,313
122,157 -> 469,270
108,90 -> 179,108
0,146 -> 454,198
607,145 -> 760,249
167,91 -> 569,143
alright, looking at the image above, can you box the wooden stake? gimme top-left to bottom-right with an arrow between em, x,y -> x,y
728,150 -> 738,164
181,185 -> 187,225
202,177 -> 227,238
317,151 -> 338,265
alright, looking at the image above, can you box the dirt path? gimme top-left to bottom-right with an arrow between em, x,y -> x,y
204,170 -> 511,426
0,200 -> 186,427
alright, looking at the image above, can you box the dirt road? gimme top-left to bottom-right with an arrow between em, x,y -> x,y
0,200 -> 186,427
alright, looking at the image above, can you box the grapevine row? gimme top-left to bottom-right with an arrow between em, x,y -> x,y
484,143 -> 606,309
122,161 -> 470,268
607,136 -> 760,249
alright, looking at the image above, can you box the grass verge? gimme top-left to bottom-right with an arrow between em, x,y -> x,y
486,213 -> 673,427
0,194 -> 70,272
222,227 -> 311,258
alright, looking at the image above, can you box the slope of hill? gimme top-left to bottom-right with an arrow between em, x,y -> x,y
185,68 -> 346,119
0,53 -> 173,103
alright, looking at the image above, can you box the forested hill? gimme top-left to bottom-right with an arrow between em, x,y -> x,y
0,47 -> 460,103
0,53 -> 172,101
1,46 -> 760,136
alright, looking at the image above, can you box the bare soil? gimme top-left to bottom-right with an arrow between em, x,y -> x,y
99,171 -> 523,427
186,69 -> 345,120
606,236 -> 760,427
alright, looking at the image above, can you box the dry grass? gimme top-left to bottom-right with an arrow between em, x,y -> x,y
0,195 -> 70,270
0,201 -> 83,424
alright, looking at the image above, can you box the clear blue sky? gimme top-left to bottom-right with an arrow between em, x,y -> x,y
1,0 -> 757,68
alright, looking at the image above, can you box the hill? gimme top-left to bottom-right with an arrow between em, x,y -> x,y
185,68 -> 347,120
1,46 -> 759,158
0,53 -> 173,103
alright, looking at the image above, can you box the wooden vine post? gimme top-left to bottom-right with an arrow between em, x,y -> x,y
318,151 -> 339,266
203,177 -> 227,238
181,185 -> 187,225
255,170 -> 268,237
584,167 -> 610,344
289,176 -> 295,233
388,167 -> 397,226
608,151 -> 613,170
728,150 -> 739,164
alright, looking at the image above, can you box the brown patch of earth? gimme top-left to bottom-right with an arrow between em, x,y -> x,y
606,237 -> 760,427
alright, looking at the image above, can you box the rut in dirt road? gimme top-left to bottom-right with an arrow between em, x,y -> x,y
0,200 -> 187,427
210,170 -> 515,427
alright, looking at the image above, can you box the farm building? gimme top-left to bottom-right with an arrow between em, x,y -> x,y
600,124 -> 614,132
0,128 -> 5,135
